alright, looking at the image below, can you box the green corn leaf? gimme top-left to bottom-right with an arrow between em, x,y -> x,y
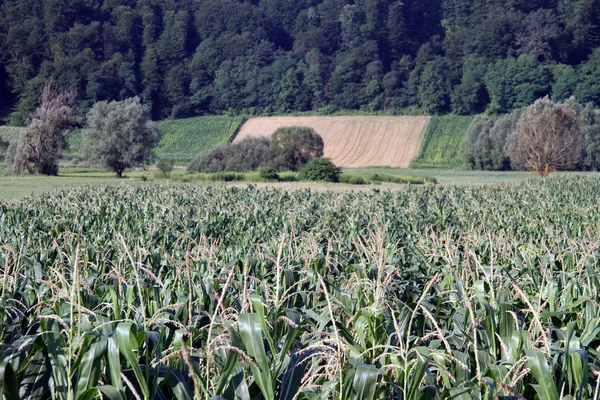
77,388 -> 101,400
351,364 -> 379,400
278,350 -> 311,400
448,387 -> 470,400
19,349 -> 51,400
0,361 -> 20,400
75,337 -> 108,399
238,313 -> 274,400
98,385 -> 126,400
116,323 -> 150,399
407,350 -> 429,400
107,336 -> 125,397
525,349 -> 559,400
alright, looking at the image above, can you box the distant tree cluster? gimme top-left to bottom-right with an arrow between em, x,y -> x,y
1,0 -> 600,122
6,85 -> 159,176
188,127 -> 324,173
461,97 -> 600,176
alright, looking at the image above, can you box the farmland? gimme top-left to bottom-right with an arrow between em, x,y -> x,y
410,115 -> 475,168
0,126 -> 24,143
155,116 -> 246,161
235,116 -> 430,168
1,176 -> 599,398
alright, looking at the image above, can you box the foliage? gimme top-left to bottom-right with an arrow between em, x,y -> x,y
156,158 -> 175,177
83,97 -> 159,177
577,104 -> 600,170
339,172 -> 433,184
410,115 -> 474,168
1,177 -> 600,398
258,165 -> 280,181
188,137 -> 275,173
505,97 -> 583,176
484,55 -> 550,114
270,126 -> 324,171
155,116 -> 246,162
460,111 -> 520,171
9,83 -> 75,175
299,157 -> 342,182
461,115 -> 496,169
3,0 -> 600,118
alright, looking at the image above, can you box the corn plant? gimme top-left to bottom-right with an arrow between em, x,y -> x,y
0,176 -> 600,399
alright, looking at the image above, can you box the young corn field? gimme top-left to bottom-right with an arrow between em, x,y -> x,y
1,177 -> 600,399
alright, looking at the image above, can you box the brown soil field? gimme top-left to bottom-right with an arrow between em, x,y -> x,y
233,116 -> 431,168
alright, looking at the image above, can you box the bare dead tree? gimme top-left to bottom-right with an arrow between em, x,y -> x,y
10,83 -> 76,175
504,97 -> 582,177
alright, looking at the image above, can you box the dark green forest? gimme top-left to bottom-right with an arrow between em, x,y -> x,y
1,0 -> 599,123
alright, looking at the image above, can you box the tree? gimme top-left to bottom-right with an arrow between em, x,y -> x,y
484,55 -> 550,114
10,83 -> 75,175
577,103 -> 600,170
188,137 -> 275,173
84,97 -> 159,177
505,97 -> 582,176
270,126 -> 324,171
299,157 -> 341,182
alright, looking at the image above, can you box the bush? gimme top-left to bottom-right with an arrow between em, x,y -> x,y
340,175 -> 367,185
299,158 -> 341,182
156,158 -> 175,176
188,137 -> 274,173
0,140 -> 8,162
460,110 -> 522,171
270,126 -> 324,171
258,165 -> 280,181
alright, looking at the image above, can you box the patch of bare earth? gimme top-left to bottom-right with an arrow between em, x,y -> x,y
234,116 -> 431,168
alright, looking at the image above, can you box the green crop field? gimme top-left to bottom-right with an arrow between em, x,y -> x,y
1,176 -> 599,399
0,126 -> 24,142
155,115 -> 246,162
411,115 -> 474,168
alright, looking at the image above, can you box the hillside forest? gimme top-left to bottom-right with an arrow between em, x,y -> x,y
1,0 -> 600,123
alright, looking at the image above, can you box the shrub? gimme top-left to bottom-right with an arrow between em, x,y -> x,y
258,165 -> 280,181
0,140 -> 8,162
340,175 -> 367,185
156,158 -> 175,177
299,158 -> 341,182
188,137 -> 274,173
270,126 -> 324,171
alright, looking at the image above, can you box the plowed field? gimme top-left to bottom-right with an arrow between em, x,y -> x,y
234,116 -> 430,168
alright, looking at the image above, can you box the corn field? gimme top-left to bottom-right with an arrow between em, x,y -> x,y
155,116 -> 246,162
1,177 -> 600,399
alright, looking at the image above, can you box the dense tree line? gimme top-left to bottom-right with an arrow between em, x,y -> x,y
1,0 -> 600,123
461,97 -> 600,174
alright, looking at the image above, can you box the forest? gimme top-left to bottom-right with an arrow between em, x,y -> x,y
1,0 -> 599,123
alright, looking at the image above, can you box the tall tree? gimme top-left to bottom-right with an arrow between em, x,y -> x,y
9,83 -> 75,175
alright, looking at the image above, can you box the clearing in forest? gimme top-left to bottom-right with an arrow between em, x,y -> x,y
234,116 -> 430,168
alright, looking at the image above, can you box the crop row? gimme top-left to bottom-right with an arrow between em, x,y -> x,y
155,116 -> 246,161
411,115 -> 474,168
1,177 -> 599,399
